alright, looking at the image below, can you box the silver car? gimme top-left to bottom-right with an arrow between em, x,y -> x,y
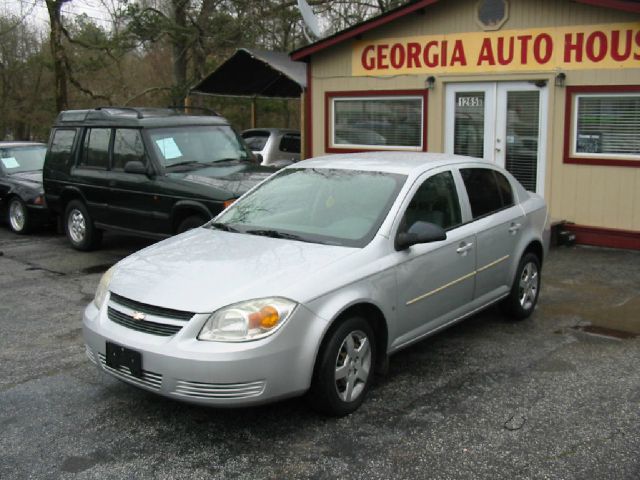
83,152 -> 549,416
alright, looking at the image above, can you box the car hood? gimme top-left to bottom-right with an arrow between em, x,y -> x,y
167,163 -> 275,197
109,228 -> 358,313
8,170 -> 43,188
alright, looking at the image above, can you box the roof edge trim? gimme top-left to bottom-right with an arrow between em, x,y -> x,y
291,0 -> 439,61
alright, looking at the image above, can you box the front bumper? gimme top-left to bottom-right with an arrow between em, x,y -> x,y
83,294 -> 327,407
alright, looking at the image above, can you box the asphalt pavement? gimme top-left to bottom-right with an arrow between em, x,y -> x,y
0,227 -> 639,479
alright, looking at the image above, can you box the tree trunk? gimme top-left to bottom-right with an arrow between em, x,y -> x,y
171,0 -> 189,106
45,0 -> 69,112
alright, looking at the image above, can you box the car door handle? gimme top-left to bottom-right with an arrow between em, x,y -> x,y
456,242 -> 473,255
508,222 -> 522,235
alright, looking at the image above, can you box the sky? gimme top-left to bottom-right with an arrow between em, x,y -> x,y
1,0 -> 113,31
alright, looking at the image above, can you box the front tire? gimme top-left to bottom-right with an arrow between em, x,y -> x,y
8,197 -> 30,234
308,316 -> 375,417
503,252 -> 541,320
64,200 -> 102,251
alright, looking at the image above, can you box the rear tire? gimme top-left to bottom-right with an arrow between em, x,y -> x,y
64,200 -> 102,251
176,215 -> 206,234
308,316 -> 375,417
502,252 -> 541,320
8,197 -> 30,234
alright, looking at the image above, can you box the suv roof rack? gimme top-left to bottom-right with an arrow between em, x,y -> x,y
95,106 -> 144,119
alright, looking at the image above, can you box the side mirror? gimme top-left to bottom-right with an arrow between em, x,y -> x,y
124,160 -> 148,175
253,153 -> 264,165
395,221 -> 447,251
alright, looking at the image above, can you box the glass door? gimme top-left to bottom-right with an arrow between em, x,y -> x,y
445,82 -> 547,196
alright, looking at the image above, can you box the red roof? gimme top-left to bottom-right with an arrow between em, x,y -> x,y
290,0 -> 640,61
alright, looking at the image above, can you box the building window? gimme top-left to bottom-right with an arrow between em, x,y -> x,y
475,0 -> 508,31
564,86 -> 640,167
327,91 -> 427,152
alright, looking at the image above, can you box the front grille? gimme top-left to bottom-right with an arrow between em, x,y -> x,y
98,353 -> 163,391
110,292 -> 194,321
107,307 -> 183,336
173,379 -> 266,400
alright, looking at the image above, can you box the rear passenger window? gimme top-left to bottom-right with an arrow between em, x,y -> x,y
279,134 -> 300,153
494,171 -> 514,207
113,129 -> 145,170
48,129 -> 77,168
461,168 -> 512,219
80,128 -> 110,169
401,171 -> 462,231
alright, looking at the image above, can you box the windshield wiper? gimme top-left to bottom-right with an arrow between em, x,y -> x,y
244,229 -> 310,242
208,222 -> 239,233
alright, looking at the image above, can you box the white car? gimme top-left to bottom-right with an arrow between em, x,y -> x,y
83,152 -> 549,416
241,128 -> 300,167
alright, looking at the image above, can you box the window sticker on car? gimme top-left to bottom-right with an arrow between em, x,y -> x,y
1,157 -> 19,168
155,137 -> 182,160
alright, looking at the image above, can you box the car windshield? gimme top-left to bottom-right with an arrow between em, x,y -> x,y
148,125 -> 252,168
0,145 -> 46,173
214,168 -> 407,247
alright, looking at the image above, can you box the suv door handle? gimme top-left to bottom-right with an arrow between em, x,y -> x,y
456,242 -> 473,255
508,222 -> 522,235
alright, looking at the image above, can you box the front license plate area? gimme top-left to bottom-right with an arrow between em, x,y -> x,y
106,342 -> 143,378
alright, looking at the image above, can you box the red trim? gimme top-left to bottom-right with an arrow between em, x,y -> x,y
324,89 -> 428,154
291,0 -> 439,61
304,62 -> 312,159
574,0 -> 640,14
564,224 -> 640,250
563,85 -> 640,168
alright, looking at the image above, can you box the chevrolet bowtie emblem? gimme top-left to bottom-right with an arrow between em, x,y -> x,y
132,311 -> 146,321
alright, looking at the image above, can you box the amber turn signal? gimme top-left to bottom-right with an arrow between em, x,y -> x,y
248,306 -> 280,330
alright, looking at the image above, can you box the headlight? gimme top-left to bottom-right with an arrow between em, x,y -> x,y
198,297 -> 297,342
93,266 -> 115,308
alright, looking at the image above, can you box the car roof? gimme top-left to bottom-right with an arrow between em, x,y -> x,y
53,108 -> 230,128
0,141 -> 46,148
293,152 -> 491,175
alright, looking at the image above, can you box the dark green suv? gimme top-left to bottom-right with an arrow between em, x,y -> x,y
43,107 -> 273,250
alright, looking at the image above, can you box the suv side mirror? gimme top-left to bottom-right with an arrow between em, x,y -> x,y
395,221 -> 447,251
253,153 -> 263,164
124,160 -> 148,175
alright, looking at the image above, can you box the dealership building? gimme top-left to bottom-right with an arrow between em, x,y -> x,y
291,0 -> 640,249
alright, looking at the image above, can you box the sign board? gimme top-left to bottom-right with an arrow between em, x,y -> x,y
352,22 -> 640,76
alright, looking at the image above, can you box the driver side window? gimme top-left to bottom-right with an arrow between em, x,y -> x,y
400,171 -> 462,232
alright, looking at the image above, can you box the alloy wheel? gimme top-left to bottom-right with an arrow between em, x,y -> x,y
334,330 -> 372,403
68,209 -> 87,244
518,261 -> 539,311
9,200 -> 25,232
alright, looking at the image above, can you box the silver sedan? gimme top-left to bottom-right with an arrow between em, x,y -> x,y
83,152 -> 549,416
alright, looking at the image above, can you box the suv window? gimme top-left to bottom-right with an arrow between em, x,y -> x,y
242,131 -> 269,151
113,129 -> 145,170
279,133 -> 300,153
461,168 -> 512,219
80,128 -> 111,169
49,129 -> 77,168
401,171 -> 462,231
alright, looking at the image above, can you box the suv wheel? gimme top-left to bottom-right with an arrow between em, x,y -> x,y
308,316 -> 375,417
177,215 -> 206,234
502,252 -> 541,320
64,200 -> 102,251
8,197 -> 30,234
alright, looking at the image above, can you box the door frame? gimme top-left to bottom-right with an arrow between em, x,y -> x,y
444,81 -> 548,197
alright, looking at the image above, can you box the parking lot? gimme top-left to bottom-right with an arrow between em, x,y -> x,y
1,227 -> 639,479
